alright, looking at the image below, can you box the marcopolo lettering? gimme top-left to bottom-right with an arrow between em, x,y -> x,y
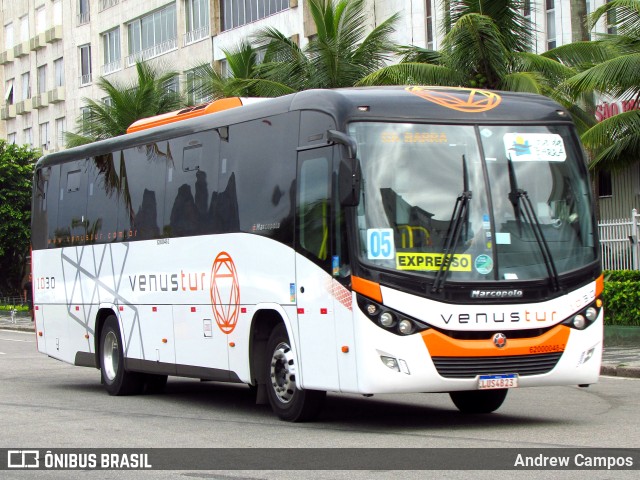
471,289 -> 524,299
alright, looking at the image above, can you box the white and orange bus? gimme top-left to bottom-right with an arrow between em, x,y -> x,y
31,86 -> 603,421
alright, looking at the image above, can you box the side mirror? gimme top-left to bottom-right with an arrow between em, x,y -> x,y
327,130 -> 361,207
339,158 -> 361,207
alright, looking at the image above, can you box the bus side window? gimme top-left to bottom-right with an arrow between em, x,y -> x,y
298,153 -> 331,264
57,161 -> 88,246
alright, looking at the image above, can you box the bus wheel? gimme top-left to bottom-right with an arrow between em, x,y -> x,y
449,389 -> 508,414
265,324 -> 325,422
100,315 -> 144,396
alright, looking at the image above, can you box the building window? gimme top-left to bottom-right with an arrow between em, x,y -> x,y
38,65 -> 47,95
185,0 -> 210,45
7,133 -> 16,144
40,122 -> 50,151
54,58 -> 65,87
164,75 -> 179,94
24,128 -> 33,147
81,107 -> 91,135
80,45 -> 92,85
21,72 -> 30,100
56,117 -> 66,149
221,0 -> 290,31
598,170 -> 613,197
426,0 -> 434,49
102,28 -> 121,75
54,0 -> 63,25
606,0 -> 617,34
4,23 -> 14,50
546,0 -> 556,50
99,0 -> 120,12
127,4 -> 177,66
36,6 -> 47,34
5,79 -> 14,105
185,68 -> 211,105
20,15 -> 29,42
78,0 -> 90,25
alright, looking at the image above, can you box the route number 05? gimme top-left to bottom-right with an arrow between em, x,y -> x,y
367,229 -> 395,260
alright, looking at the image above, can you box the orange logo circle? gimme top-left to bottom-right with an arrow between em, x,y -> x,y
406,86 -> 502,113
210,252 -> 241,334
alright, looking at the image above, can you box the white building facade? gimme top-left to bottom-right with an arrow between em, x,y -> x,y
0,0 -> 633,219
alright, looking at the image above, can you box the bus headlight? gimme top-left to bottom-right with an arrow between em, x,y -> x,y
379,312 -> 395,327
357,294 -> 430,336
572,314 -> 586,329
398,319 -> 414,335
585,307 -> 597,322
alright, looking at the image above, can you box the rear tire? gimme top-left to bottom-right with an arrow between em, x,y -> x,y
99,315 -> 144,396
265,324 -> 325,422
449,389 -> 508,414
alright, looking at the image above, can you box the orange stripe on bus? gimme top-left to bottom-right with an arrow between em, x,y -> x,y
351,276 -> 382,303
126,97 -> 244,133
595,273 -> 604,297
422,325 -> 571,357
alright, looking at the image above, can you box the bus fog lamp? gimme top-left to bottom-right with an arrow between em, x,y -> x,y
398,319 -> 414,335
380,355 -> 399,371
380,312 -> 394,327
585,307 -> 597,322
573,314 -> 586,329
366,304 -> 378,316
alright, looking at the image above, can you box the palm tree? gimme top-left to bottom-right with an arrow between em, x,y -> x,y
252,0 -> 400,92
186,40 -> 295,101
358,0 -> 593,131
563,0 -> 640,171
66,61 -> 185,147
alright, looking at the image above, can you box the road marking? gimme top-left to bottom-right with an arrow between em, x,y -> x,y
0,352 -> 5,355
0,337 -> 35,343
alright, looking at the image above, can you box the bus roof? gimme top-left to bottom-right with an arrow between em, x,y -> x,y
37,86 -> 572,169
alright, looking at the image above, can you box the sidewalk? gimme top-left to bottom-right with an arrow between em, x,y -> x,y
1,312 -> 638,378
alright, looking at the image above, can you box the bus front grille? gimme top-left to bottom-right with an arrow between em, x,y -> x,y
432,352 -> 563,379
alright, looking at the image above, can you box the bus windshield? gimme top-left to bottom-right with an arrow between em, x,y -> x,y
349,122 -> 597,283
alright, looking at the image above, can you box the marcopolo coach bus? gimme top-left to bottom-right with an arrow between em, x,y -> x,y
31,86 -> 603,421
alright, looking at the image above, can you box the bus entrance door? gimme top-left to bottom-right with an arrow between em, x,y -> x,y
295,147 -> 339,391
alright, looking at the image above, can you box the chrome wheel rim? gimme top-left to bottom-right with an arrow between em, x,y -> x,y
270,341 -> 297,404
103,331 -> 119,382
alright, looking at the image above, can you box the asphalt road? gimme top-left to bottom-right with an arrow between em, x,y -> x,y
1,330 -> 639,480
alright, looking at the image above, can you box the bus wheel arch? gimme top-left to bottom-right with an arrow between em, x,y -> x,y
264,323 -> 326,422
248,309 -> 282,403
98,314 -> 144,395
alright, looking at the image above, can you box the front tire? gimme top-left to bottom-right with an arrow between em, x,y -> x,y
100,315 -> 144,396
449,389 -> 508,414
265,324 -> 325,422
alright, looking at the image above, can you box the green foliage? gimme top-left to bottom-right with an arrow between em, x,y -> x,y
604,269 -> 640,282
66,61 -> 186,147
602,270 -> 640,325
0,140 -> 40,295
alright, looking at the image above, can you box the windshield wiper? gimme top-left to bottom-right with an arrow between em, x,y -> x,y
507,158 -> 560,291
432,155 -> 471,293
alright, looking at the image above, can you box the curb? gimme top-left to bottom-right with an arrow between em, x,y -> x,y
600,364 -> 640,379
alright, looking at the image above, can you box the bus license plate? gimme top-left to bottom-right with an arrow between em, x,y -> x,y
478,374 -> 518,390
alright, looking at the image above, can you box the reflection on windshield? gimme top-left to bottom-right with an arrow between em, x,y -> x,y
349,122 -> 597,283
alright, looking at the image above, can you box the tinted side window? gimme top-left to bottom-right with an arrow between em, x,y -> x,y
298,150 -> 331,265
57,160 -> 88,246
87,153 -> 121,244
219,113 -> 298,245
120,143 -> 169,240
164,131 -> 219,238
32,165 -> 60,250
